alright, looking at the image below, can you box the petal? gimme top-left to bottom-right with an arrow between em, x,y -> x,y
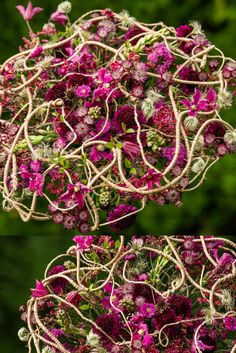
76,192 -> 84,208
146,180 -> 153,190
198,100 -> 207,111
16,5 -> 26,17
32,7 -> 43,17
193,89 -> 202,104
206,88 -> 217,102
181,98 -> 191,108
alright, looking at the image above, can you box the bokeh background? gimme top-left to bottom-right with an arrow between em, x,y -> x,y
1,0 -> 236,236
0,235 -> 235,353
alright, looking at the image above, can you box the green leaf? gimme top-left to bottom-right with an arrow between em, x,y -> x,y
126,128 -> 135,133
121,122 -> 127,131
130,168 -> 137,175
116,142 -> 123,149
79,304 -> 90,311
105,142 -> 114,149
115,239 -> 121,248
124,159 -> 132,168
103,240 -> 109,249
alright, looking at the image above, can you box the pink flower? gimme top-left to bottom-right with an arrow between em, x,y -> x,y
30,46 -> 43,58
140,169 -> 162,190
139,303 -> 156,318
224,316 -> 236,331
50,10 -> 68,26
31,280 -> 48,298
122,141 -> 140,161
60,182 -> 91,208
73,235 -> 94,250
181,89 -> 207,116
16,2 -> 43,21
75,85 -> 91,98
205,88 -> 218,111
21,170 -> 44,196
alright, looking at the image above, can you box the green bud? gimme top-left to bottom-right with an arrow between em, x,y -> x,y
18,327 -> 30,342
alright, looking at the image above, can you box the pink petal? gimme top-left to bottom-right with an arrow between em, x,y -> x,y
206,88 -> 217,102
16,5 -> 26,17
32,7 -> 43,17
193,89 -> 202,104
181,98 -> 191,108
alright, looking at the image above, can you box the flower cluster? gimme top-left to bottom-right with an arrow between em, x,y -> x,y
1,3 -> 236,232
19,235 -> 236,353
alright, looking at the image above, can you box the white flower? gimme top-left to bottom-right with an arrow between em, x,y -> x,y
118,10 -> 135,27
141,98 -> 155,119
189,20 -> 203,35
42,347 -> 56,353
87,330 -> 100,348
191,158 -> 206,173
224,130 -> 236,145
193,135 -> 204,152
218,89 -> 233,109
57,1 -> 72,14
184,116 -> 199,132
18,327 -> 30,342
36,56 -> 54,68
146,89 -> 163,103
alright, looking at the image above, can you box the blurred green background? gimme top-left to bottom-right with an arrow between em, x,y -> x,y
1,0 -> 236,236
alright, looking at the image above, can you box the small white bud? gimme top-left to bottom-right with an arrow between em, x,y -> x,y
87,330 -> 100,348
36,56 -> 54,68
184,116 -> 199,131
218,89 -> 233,109
194,135 -> 204,152
42,347 -> 56,353
191,158 -> 206,173
189,21 -> 203,35
57,1 -> 72,14
146,89 -> 164,103
224,130 -> 236,145
141,98 -> 155,119
18,327 -> 30,342
118,10 -> 135,27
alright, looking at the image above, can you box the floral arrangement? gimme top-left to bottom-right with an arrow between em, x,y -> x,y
18,235 -> 236,353
1,2 -> 236,232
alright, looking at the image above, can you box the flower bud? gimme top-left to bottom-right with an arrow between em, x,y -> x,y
224,130 -> 236,145
87,330 -> 100,348
191,158 -> 205,173
42,347 -> 56,353
184,116 -> 199,131
194,135 -> 204,152
18,327 -> 30,342
218,89 -> 233,108
58,1 -> 72,14
141,98 -> 155,119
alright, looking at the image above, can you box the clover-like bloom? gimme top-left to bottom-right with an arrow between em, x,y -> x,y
182,89 -> 207,116
31,280 -> 48,298
16,2 -> 43,21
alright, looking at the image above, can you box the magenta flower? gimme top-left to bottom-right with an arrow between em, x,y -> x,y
31,280 -> 48,298
140,169 -> 162,190
21,170 -> 44,196
224,316 -> 236,331
30,46 -> 43,58
182,89 -> 207,116
16,2 -> 43,21
122,141 -> 140,161
50,10 -> 68,26
139,303 -> 156,318
211,249 -> 234,266
60,182 -> 91,208
73,235 -> 94,250
90,145 -> 113,163
75,85 -> 91,98
205,88 -> 218,111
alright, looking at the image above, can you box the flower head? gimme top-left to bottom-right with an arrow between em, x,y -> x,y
16,2 -> 43,21
73,235 -> 94,250
50,10 -> 68,26
182,89 -> 207,116
140,169 -> 162,190
31,280 -> 48,298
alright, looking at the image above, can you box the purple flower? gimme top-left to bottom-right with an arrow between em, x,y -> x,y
205,88 -> 218,111
113,105 -> 145,134
60,182 -> 90,208
161,143 -> 187,167
90,145 -> 113,163
211,249 -> 234,266
107,204 -> 137,231
31,280 -> 48,298
48,265 -> 67,294
122,141 -> 140,161
147,43 -> 174,74
140,169 -> 162,190
176,24 -> 192,37
21,170 -> 44,196
139,303 -> 156,318
50,10 -> 68,25
93,313 -> 121,343
224,316 -> 236,331
16,2 -> 43,21
73,235 -> 94,250
75,85 -> 91,98
30,160 -> 42,172
167,294 -> 192,318
30,46 -> 43,58
65,291 -> 81,306
182,89 -> 207,116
